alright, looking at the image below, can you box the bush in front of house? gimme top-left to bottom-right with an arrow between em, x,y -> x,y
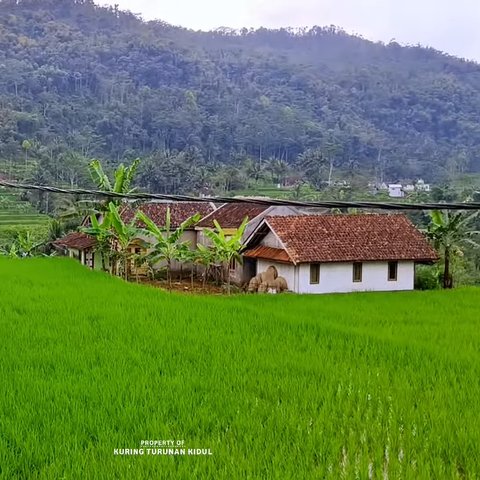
415,265 -> 440,290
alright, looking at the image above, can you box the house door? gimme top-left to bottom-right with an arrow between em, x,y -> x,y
85,250 -> 94,269
243,258 -> 257,282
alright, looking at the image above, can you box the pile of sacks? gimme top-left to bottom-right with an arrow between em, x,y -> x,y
247,265 -> 288,294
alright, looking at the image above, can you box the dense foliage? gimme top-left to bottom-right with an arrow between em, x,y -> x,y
2,0 -> 480,194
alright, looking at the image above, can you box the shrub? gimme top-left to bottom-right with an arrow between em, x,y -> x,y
415,265 -> 440,290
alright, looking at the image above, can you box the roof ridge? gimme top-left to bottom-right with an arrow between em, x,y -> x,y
259,213 -> 436,263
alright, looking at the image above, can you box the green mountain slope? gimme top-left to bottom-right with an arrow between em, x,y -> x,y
1,0 -> 480,191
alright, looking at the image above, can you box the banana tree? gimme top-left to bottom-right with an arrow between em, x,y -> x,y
203,216 -> 248,294
177,243 -> 198,288
426,210 -> 480,288
0,242 -> 20,258
81,210 -> 114,272
0,232 -> 44,258
88,158 -> 140,209
107,202 -> 145,280
195,243 -> 216,290
136,207 -> 201,288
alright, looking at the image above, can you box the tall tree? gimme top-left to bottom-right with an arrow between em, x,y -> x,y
426,210 -> 480,288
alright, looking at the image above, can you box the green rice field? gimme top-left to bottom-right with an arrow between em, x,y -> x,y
0,190 -> 50,244
1,258 -> 480,479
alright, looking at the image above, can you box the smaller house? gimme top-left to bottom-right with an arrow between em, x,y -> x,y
242,214 -> 437,294
52,232 -> 98,269
54,201 -> 217,276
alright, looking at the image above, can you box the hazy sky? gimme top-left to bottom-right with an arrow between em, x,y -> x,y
98,0 -> 480,62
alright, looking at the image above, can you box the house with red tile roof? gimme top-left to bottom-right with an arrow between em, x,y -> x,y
52,232 -> 98,268
121,202 -> 216,229
54,201 -> 216,274
123,201 -> 217,275
242,214 -> 438,293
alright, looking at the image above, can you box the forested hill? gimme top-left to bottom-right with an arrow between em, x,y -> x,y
2,0 -> 480,194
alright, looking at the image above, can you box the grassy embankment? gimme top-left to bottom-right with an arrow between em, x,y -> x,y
1,258 -> 479,479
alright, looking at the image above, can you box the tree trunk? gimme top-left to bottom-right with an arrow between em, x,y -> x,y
443,248 -> 453,289
203,266 -> 208,290
223,263 -> 230,295
167,260 -> 172,290
328,159 -> 334,186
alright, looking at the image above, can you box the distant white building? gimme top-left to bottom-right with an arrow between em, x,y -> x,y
388,184 -> 405,198
416,179 -> 430,192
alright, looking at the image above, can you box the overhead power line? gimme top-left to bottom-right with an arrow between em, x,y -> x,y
1,180 -> 479,211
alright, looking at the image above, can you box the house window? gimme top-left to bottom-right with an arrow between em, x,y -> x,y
353,262 -> 362,282
310,263 -> 320,284
388,261 -> 398,281
229,257 -> 237,271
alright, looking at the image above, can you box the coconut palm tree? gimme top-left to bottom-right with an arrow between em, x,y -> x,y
426,210 -> 480,288
267,157 -> 289,186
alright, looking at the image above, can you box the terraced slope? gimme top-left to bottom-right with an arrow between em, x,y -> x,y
0,188 -> 50,244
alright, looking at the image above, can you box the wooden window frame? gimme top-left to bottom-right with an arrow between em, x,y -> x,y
353,262 -> 363,282
388,261 -> 398,281
310,263 -> 320,284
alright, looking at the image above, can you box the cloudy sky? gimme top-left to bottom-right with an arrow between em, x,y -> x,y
98,0 -> 480,62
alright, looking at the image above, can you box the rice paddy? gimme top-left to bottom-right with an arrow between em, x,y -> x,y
0,190 -> 50,244
1,257 -> 479,479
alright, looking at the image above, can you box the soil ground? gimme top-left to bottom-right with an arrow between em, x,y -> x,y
137,277 -> 243,295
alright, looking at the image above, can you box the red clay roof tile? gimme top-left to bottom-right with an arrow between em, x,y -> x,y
260,214 -> 438,264
121,202 -> 215,228
53,232 -> 97,250
196,202 -> 269,228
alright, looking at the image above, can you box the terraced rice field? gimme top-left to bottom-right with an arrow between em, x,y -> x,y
1,258 -> 479,479
0,190 -> 50,244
